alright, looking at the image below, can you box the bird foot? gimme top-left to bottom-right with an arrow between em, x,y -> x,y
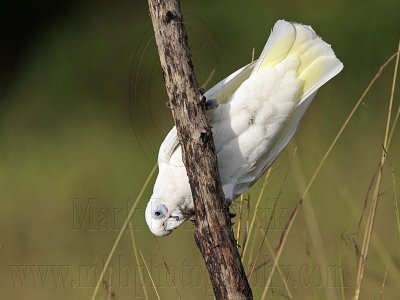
198,87 -> 218,110
204,99 -> 219,110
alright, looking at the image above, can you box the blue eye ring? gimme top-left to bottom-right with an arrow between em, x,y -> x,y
152,204 -> 168,219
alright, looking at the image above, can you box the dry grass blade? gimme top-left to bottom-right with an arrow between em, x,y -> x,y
242,169 -> 272,262
357,163 -> 380,231
388,100 -> 400,145
261,197 -> 303,300
391,164 -> 400,241
107,267 -> 113,300
129,222 -> 149,300
354,45 -> 399,300
298,50 -> 399,205
379,267 -> 388,299
236,194 -> 245,243
338,239 -> 346,300
339,185 -> 400,283
388,43 -> 400,144
262,51 -> 399,300
248,158 -> 292,280
290,148 -> 337,300
201,68 -> 216,89
388,92 -> 400,144
252,215 -> 293,299
140,249 -> 161,300
389,41 -> 400,243
101,266 -> 114,300
153,237 -> 181,300
91,164 -> 157,300
241,194 -> 251,257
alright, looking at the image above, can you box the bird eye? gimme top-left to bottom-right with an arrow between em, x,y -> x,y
152,204 -> 168,219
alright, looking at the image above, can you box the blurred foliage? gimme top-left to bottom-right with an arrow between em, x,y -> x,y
0,0 -> 399,299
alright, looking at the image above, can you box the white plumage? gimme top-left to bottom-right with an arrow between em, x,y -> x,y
146,20 -> 343,236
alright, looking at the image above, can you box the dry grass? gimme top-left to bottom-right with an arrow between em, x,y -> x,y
91,164 -> 157,300
90,47 -> 400,300
129,221 -> 149,300
354,44 -> 400,300
241,169 -> 272,262
379,267 -> 388,299
290,148 -> 337,300
248,151 -> 293,281
153,237 -> 182,299
140,249 -> 161,300
262,49 -> 400,299
392,165 -> 400,241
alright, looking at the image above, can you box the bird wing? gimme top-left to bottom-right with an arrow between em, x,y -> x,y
213,20 -> 343,198
204,61 -> 256,104
158,61 -> 256,166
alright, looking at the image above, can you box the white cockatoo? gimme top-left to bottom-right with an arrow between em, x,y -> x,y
146,20 -> 343,236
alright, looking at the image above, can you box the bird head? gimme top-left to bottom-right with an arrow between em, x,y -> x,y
145,197 -> 187,236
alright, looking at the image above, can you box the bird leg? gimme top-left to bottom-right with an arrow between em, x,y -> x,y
198,87 -> 218,111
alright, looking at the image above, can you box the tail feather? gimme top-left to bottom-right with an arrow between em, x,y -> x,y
300,55 -> 342,93
235,20 -> 343,189
251,20 -> 296,73
252,20 -> 343,102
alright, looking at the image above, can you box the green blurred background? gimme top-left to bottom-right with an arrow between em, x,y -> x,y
1,0 -> 399,299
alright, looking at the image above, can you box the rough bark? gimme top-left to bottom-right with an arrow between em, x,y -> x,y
147,1 -> 252,299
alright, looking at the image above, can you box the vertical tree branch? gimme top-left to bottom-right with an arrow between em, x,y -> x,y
147,0 -> 252,299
